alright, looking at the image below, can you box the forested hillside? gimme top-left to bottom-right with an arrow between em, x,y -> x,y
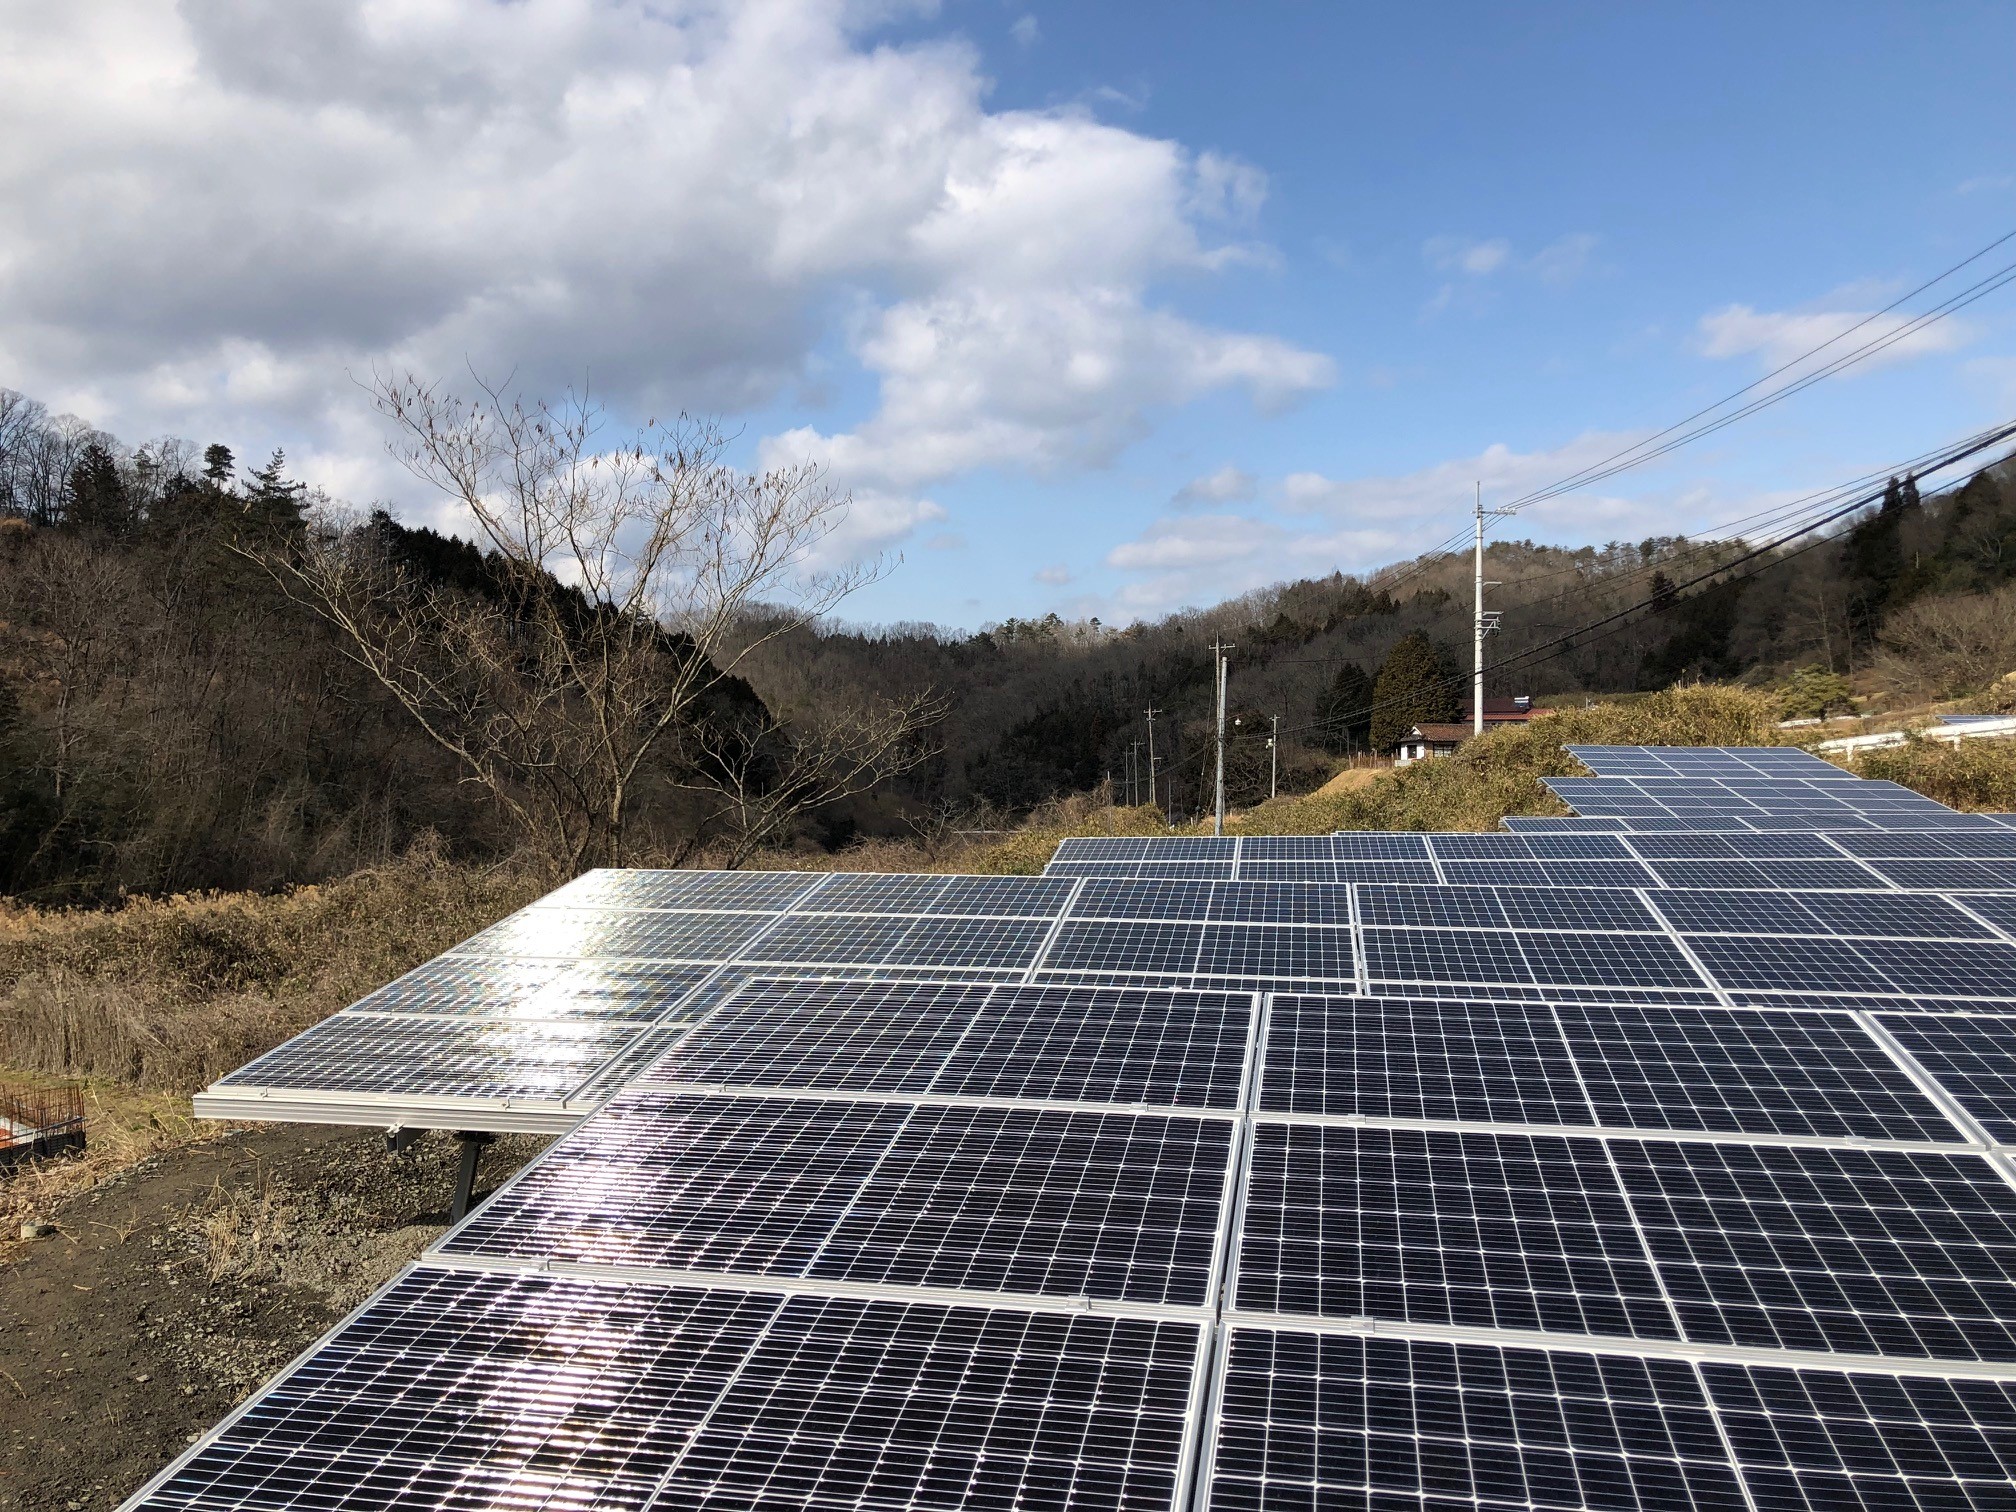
737,454 -> 2016,812
5,382 -> 2016,899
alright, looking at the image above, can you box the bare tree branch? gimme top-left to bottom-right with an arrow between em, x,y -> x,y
230,372 -> 937,871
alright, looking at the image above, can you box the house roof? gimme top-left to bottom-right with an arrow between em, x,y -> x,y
1409,723 -> 1476,743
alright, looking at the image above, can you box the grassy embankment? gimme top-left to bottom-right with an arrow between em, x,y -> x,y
9,682 -> 2016,1220
0,848 -> 541,1225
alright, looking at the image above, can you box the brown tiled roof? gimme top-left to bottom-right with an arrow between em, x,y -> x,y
1409,723 -> 1474,743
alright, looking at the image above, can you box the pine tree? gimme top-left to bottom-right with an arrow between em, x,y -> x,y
1880,476 -> 1905,515
202,443 -> 235,484
242,449 -> 308,536
1648,571 -> 1677,611
62,442 -> 132,534
1901,474 -> 1922,511
1368,631 -> 1459,753
1320,661 -> 1373,754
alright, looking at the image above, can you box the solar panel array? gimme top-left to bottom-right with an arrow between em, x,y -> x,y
137,746 -> 2016,1512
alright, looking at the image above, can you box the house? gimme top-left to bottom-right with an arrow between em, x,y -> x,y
1392,696 -> 1550,765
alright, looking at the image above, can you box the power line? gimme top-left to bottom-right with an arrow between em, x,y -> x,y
1360,230 -> 2016,604
1500,228 -> 2016,513
1279,419 -> 2016,745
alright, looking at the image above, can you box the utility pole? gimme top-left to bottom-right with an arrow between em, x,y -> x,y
1472,482 -> 1503,736
1211,638 -> 1233,835
1268,714 -> 1279,800
1473,482 -> 1485,738
1124,743 -> 1135,807
1144,708 -> 1161,820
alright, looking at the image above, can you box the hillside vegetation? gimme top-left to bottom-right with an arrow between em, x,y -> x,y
8,381 -> 2016,902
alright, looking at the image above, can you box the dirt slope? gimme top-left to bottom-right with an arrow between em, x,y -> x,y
0,1125 -> 544,1510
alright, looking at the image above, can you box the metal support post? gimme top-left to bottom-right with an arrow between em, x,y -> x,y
449,1130 -> 498,1222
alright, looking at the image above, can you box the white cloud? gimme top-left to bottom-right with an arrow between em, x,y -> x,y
1100,432 -> 1665,617
1424,236 -> 1511,276
1420,232 -> 1596,315
0,0 -> 1327,564
1033,563 -> 1072,584
1696,303 -> 1974,372
1528,232 -> 1598,286
1010,14 -> 1040,48
1172,464 -> 1257,508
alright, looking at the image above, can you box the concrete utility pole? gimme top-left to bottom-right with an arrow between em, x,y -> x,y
1144,708 -> 1161,819
1268,714 -> 1279,800
1211,639 -> 1232,835
1472,482 -> 1502,736
1473,482 -> 1486,737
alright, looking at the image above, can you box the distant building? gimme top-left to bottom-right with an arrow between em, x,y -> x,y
1393,696 -> 1548,765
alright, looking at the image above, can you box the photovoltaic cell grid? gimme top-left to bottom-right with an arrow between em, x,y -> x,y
147,748 -> 2016,1512
133,1267 -> 1206,1512
142,976 -> 1245,1512
199,844 -> 2016,1130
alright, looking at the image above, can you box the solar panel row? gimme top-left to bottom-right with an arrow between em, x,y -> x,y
134,747 -> 2016,1512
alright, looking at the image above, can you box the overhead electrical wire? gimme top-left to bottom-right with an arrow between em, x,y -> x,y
1275,419 -> 2016,746
1353,228 -> 2016,602
1502,257 -> 2016,513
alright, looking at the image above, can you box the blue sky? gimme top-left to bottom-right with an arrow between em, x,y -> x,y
5,1 -> 2013,629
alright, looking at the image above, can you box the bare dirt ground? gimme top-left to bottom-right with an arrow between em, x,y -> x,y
0,1124 -> 545,1511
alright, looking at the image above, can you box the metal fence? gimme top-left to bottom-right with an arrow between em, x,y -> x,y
0,1082 -> 87,1164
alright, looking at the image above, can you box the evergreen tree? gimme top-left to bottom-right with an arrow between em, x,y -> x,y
1368,631 -> 1459,753
202,443 -> 235,484
62,442 -> 132,534
1648,571 -> 1677,611
1901,474 -> 1922,511
1319,661 -> 1373,754
242,448 -> 308,536
1880,475 -> 1905,515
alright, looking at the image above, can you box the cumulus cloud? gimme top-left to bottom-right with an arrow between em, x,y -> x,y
0,0 -> 1328,561
1172,464 -> 1257,508
1033,563 -> 1072,584
1696,303 -> 1974,372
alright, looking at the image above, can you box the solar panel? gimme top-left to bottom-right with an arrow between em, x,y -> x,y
1552,1003 -> 1964,1141
446,1093 -> 1234,1306
1610,1140 -> 2016,1360
1235,1124 -> 1680,1338
1258,995 -> 1594,1125
129,1269 -> 1204,1512
154,744 -> 2016,1512
1208,1331 -> 1748,1512
1705,1359 -> 2016,1509
639,980 -> 1255,1111
1874,1013 -> 2016,1142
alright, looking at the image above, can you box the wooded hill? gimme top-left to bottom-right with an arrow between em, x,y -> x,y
736,452 -> 2016,813
4,381 -> 2015,898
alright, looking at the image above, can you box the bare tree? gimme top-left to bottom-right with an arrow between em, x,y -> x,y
247,372 -> 941,871
680,692 -> 946,867
1869,583 -> 2016,701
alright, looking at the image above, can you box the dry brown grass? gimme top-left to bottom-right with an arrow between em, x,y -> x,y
1842,736 -> 2016,811
0,842 -> 543,1092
